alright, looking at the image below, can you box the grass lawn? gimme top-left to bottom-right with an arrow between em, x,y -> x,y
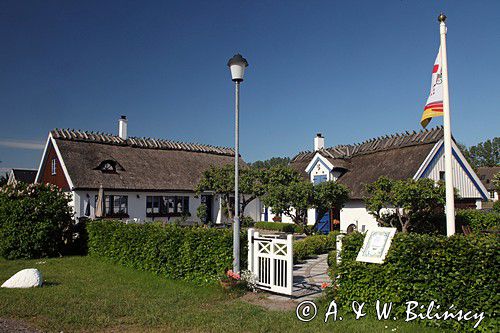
0,256 -> 445,333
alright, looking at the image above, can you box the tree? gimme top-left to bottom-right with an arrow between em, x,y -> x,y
458,138 -> 499,168
195,164 -> 268,221
239,167 -> 268,218
262,180 -> 313,226
364,177 -> 448,233
250,157 -> 290,169
493,172 -> 500,192
312,181 -> 350,223
196,165 -> 235,221
260,166 -> 311,225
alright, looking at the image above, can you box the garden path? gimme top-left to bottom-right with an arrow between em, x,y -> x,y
242,253 -> 331,311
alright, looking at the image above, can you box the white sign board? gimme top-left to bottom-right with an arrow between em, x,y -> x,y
356,227 -> 397,264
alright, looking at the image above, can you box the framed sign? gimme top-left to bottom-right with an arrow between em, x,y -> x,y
356,227 -> 397,264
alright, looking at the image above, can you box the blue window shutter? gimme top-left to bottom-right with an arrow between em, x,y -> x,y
313,175 -> 327,184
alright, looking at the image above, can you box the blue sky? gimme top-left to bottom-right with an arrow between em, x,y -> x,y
0,0 -> 499,171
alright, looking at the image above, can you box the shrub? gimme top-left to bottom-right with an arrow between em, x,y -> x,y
329,232 -> 499,332
0,183 -> 74,259
254,221 -> 303,233
294,232 -> 339,261
456,209 -> 500,231
87,220 -> 247,284
493,200 -> 500,213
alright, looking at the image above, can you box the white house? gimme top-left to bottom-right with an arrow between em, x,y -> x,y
35,116 -> 260,224
262,127 -> 489,233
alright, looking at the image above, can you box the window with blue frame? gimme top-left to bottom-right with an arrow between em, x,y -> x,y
313,175 -> 327,184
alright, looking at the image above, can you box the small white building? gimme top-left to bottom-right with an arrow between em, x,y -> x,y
262,127 -> 489,233
35,117 -> 260,224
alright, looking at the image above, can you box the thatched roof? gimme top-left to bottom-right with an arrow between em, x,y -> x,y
476,166 -> 500,191
290,127 -> 444,199
52,129 -> 239,191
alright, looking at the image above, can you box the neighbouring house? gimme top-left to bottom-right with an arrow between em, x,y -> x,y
477,166 -> 500,202
261,127 -> 489,233
35,116 -> 260,224
7,168 -> 38,185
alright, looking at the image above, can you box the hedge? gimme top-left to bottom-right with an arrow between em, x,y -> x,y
329,232 -> 499,332
254,221 -> 303,233
294,232 -> 338,261
456,209 -> 499,232
87,220 -> 247,284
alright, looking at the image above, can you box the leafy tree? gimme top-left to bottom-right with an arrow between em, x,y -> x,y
364,177 -> 448,233
260,166 -> 310,225
262,179 -> 313,226
458,138 -> 499,168
239,167 -> 268,218
196,165 -> 235,220
312,181 -> 350,223
493,172 -> 500,192
195,165 -> 268,221
250,157 -> 290,169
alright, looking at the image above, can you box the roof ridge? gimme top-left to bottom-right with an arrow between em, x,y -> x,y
50,128 -> 235,156
292,126 -> 444,160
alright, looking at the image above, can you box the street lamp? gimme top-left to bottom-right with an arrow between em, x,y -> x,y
227,53 -> 248,273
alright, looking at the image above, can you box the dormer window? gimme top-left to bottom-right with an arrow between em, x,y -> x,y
95,160 -> 123,173
101,162 -> 115,172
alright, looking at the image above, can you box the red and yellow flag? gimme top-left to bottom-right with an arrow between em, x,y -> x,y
421,47 -> 443,128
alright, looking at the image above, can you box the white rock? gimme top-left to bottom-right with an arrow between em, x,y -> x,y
1,268 -> 43,288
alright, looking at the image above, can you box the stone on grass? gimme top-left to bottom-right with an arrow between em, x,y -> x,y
1,268 -> 43,288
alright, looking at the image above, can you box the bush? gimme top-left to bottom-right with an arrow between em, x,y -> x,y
87,220 -> 247,284
329,232 -> 499,332
254,221 -> 302,233
493,200 -> 500,213
0,183 -> 74,259
456,209 -> 500,231
294,232 -> 339,261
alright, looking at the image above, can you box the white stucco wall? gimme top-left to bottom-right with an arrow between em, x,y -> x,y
339,200 -> 379,232
72,190 -> 261,224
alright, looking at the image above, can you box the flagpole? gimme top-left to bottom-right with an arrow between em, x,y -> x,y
439,13 -> 455,236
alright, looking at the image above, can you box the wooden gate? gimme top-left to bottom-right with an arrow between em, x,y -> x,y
247,228 -> 293,295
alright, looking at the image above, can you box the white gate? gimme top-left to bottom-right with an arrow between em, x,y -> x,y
247,228 -> 293,295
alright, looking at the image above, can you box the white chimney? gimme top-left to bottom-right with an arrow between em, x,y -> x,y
118,115 -> 128,139
314,133 -> 325,151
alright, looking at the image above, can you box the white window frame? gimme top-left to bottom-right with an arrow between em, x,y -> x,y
51,158 -> 57,175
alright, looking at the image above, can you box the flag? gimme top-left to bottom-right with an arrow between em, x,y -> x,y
421,47 -> 443,128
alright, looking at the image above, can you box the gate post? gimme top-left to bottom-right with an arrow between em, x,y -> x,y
247,228 -> 255,272
286,233 -> 293,295
336,234 -> 344,264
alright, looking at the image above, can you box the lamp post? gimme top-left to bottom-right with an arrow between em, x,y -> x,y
227,53 -> 248,273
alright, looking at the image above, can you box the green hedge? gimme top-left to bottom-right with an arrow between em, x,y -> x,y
87,220 -> 247,284
329,232 -> 499,332
254,221 -> 303,233
456,209 -> 500,231
0,183 -> 74,259
294,232 -> 339,261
